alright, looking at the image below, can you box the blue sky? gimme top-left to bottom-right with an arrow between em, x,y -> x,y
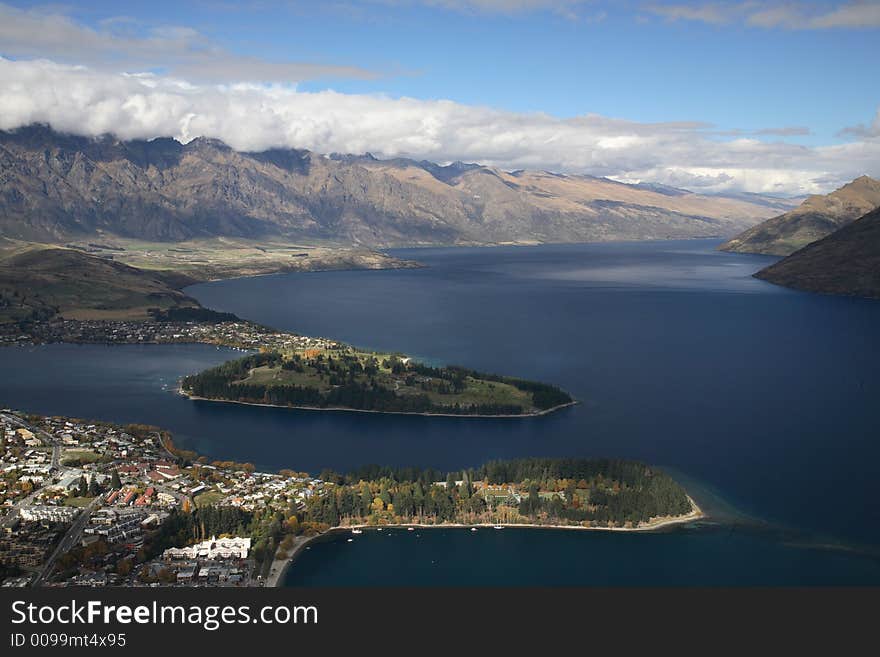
1,1 -> 879,194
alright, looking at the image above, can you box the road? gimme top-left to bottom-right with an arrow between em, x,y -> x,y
1,411 -> 103,586
1,487 -> 42,528
1,412 -> 62,528
30,495 -> 102,587
1,412 -> 61,468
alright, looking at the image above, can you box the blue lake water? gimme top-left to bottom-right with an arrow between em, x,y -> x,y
1,239 -> 879,584
284,527 -> 880,587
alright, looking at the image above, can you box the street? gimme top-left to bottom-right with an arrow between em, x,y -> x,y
30,495 -> 103,587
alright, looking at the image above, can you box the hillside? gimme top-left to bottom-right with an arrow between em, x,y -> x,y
0,239 -> 419,324
755,206 -> 880,299
0,246 -> 200,322
719,176 -> 880,256
0,125 -> 790,247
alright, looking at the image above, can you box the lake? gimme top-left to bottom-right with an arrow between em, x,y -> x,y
284,526 -> 880,587
2,239 -> 879,584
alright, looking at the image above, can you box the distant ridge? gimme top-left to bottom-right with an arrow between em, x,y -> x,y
719,175 -> 880,256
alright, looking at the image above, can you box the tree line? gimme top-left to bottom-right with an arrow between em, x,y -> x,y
304,458 -> 692,528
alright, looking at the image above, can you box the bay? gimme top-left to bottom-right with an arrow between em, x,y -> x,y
2,239 -> 879,584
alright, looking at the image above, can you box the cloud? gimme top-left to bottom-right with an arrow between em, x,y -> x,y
839,109 -> 880,139
808,0 -> 880,27
0,3 -> 376,83
646,1 -> 880,30
376,0 -> 593,15
754,126 -> 811,136
645,2 -> 733,24
1,57 -> 878,196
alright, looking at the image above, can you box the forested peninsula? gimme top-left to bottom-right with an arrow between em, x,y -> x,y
294,457 -> 700,536
181,349 -> 575,417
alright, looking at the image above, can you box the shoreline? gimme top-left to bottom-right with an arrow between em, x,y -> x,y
182,255 -> 425,286
178,387 -> 578,419
270,496 -> 704,587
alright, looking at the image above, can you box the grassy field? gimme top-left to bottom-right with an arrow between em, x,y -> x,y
423,377 -> 532,409
193,491 -> 225,508
63,496 -> 96,508
60,449 -> 101,465
60,237 -> 420,282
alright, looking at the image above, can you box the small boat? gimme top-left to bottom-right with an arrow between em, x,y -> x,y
347,538 -> 354,543
493,525 -> 504,530
407,527 -> 415,532
377,527 -> 384,532
351,529 -> 363,535
470,527 -> 478,532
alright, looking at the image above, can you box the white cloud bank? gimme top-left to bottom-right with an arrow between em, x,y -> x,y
1,57 -> 878,196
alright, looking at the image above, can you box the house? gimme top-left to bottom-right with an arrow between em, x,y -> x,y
56,472 -> 85,492
19,506 -> 78,522
155,465 -> 180,478
146,471 -> 166,484
16,429 -> 41,448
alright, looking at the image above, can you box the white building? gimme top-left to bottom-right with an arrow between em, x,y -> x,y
163,536 -> 251,561
20,506 -> 79,522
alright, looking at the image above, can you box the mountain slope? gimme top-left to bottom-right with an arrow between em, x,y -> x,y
755,206 -> 880,299
0,246 -> 200,322
0,125 -> 789,247
719,176 -> 880,256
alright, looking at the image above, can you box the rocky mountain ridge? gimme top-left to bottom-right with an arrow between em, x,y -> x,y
0,125 -> 792,247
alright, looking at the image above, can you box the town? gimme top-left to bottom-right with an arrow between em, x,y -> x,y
1,408 -> 698,589
0,409 -> 329,587
0,317 -> 341,352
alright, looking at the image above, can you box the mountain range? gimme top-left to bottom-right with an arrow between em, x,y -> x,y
719,175 -> 880,256
0,125 -> 794,247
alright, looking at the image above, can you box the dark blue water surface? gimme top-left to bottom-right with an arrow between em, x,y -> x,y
2,239 -> 879,584
284,527 -> 880,587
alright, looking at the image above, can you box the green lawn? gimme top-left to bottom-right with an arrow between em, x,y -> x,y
63,496 -> 96,507
423,377 -> 531,410
60,449 -> 100,465
193,491 -> 224,508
